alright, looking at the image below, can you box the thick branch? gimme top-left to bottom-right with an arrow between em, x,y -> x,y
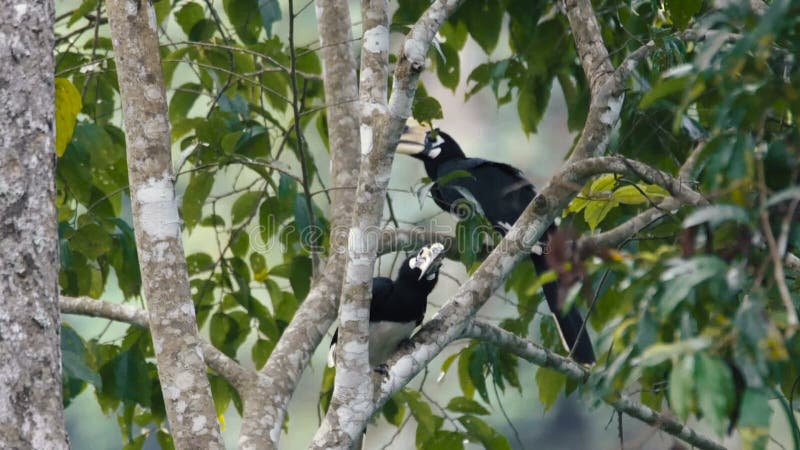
312,0 -> 393,447
561,0 -> 614,93
238,0 -> 363,447
577,197 -> 682,251
313,1 -> 465,447
462,321 -> 725,450
566,157 -> 708,206
59,296 -> 253,392
106,1 -> 223,447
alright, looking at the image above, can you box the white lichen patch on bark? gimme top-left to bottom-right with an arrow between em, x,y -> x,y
136,174 -> 181,240
360,124 -> 373,154
600,94 -> 624,125
362,25 -> 389,53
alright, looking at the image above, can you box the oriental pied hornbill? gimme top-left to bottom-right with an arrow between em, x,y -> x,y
397,128 -> 596,364
329,243 -> 446,368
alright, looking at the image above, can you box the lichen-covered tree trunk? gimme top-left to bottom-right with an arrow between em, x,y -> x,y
0,0 -> 69,448
105,1 -> 223,448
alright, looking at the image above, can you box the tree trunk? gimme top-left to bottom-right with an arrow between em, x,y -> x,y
0,0 -> 69,448
105,0 -> 224,447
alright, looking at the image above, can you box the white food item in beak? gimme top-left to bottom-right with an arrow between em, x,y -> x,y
414,243 -> 446,280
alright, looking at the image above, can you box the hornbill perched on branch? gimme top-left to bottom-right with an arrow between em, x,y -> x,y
397,127 -> 596,365
329,243 -> 446,368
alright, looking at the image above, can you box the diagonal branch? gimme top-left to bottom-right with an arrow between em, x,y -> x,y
462,321 -> 726,450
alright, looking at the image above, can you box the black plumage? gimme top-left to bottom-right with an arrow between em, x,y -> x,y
329,243 -> 445,367
398,129 -> 596,364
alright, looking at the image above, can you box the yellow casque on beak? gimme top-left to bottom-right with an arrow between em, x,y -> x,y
396,124 -> 427,155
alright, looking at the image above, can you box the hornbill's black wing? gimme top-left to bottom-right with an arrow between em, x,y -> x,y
430,158 -> 537,230
431,158 -> 596,364
330,277 -> 394,347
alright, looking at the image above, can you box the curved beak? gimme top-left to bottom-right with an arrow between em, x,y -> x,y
396,125 -> 427,156
415,242 -> 446,280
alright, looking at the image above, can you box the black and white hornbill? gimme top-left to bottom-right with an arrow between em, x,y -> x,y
329,243 -> 446,368
396,128 -> 596,364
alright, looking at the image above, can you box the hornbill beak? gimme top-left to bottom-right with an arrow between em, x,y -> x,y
396,125 -> 427,155
413,242 -> 446,280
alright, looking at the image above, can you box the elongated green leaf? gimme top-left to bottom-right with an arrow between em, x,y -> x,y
446,397 -> 490,415
668,355 -> 695,420
232,191 -> 262,225
535,367 -> 565,412
695,354 -> 735,435
55,78 -> 82,157
458,415 -> 511,450
183,171 -> 214,231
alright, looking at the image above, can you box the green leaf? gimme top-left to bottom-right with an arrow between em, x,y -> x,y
289,255 -> 312,300
230,229 -> 250,258
175,2 -> 205,36
468,345 -> 490,402
231,192 -> 262,225
182,171 -> 214,231
70,223 -> 113,259
209,312 -> 239,357
251,338 -> 274,370
583,197 -> 619,231
446,397 -> 489,415
658,256 -> 726,317
535,367 -> 565,412
61,325 -> 102,389
637,337 -> 711,367
682,204 -> 750,229
186,253 -> 214,275
403,390 -> 439,438
458,348 -> 475,399
665,0 -> 701,30
121,434 -> 147,450
257,0 -> 282,37
223,0 -> 262,44
170,83 -> 201,124
518,82 -> 549,135
612,184 -> 669,205
209,375 -> 233,416
422,430 -> 465,450
434,41 -> 460,91
413,96 -> 444,125
738,388 -> 772,450
695,354 -> 735,435
250,253 -> 268,281
156,430 -> 175,450
440,20 -> 468,51
668,355 -> 696,420
102,348 -> 152,407
55,78 -> 82,157
639,75 -> 693,109
382,396 -> 406,427
457,415 -> 511,450
461,0 -> 502,53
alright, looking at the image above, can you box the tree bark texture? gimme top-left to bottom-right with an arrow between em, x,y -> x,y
0,1 -> 69,448
105,1 -> 223,448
